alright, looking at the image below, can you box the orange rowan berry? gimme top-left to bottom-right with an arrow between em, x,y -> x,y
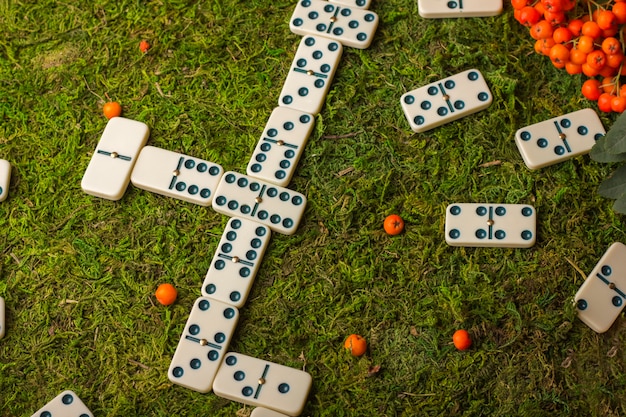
581,79 -> 602,100
534,2 -> 546,15
599,65 -> 618,78
601,76 -> 618,94
155,283 -> 178,306
598,92 -> 615,112
582,62 -> 600,77
552,26 -> 573,44
606,53 -> 625,69
597,10 -> 618,31
549,43 -> 570,67
139,40 -> 151,53
103,101 -> 122,119
587,50 -> 607,70
602,37 -> 622,56
569,48 -> 588,65
344,334 -> 367,357
582,21 -> 602,39
540,38 -> 556,55
546,10 -> 567,25
565,61 -> 582,74
518,6 -> 542,26
542,0 -> 563,13
452,330 -> 472,351
577,35 -> 595,53
530,20 -> 554,40
611,95 -> 626,113
612,2 -> 626,24
568,19 -> 584,36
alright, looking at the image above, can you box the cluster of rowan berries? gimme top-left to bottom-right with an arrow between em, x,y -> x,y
512,0 -> 626,113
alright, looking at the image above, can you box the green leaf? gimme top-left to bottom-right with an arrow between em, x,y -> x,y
590,134 -> 626,162
592,111 -> 626,158
598,163 -> 626,199
613,194 -> 626,215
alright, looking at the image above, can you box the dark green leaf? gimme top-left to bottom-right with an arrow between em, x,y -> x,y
613,195 -> 626,215
595,110 -> 626,155
598,164 -> 626,199
590,134 -> 626,162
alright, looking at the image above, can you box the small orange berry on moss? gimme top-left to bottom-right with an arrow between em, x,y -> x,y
155,283 -> 178,306
344,334 -> 367,357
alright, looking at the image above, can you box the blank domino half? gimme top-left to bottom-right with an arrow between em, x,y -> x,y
445,203 -> 537,248
81,117 -> 150,201
251,407 -> 291,417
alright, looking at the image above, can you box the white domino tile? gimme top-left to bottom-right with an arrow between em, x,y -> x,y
212,171 -> 307,236
246,107 -> 315,187
30,390 -> 93,417
417,0 -> 503,18
515,108 -> 606,170
289,0 -> 379,49
278,35 -> 343,116
130,145 -> 224,206
400,69 -> 492,133
445,203 -> 537,248
168,297 -> 239,393
81,117 -> 150,201
575,242 -> 626,333
0,159 -> 11,202
213,352 -> 313,417
201,217 -> 271,308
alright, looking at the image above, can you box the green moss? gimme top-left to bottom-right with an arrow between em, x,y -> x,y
1,1 -> 626,416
